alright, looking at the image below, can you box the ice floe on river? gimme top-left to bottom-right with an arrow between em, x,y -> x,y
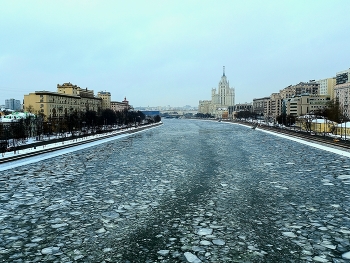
1,120 -> 350,262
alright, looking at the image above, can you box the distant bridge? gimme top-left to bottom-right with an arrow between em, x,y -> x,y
160,110 -> 197,118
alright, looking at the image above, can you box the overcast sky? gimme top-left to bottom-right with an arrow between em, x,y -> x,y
1,0 -> 350,108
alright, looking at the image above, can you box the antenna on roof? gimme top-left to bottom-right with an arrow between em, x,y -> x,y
223,66 -> 225,76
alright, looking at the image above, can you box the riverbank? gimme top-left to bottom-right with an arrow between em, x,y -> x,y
223,119 -> 350,152
2,119 -> 350,262
0,122 -> 162,165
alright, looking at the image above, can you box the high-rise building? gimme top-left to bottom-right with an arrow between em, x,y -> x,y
5,98 -> 21,110
336,69 -> 350,85
211,67 -> 235,107
198,67 -> 235,118
315,78 -> 336,99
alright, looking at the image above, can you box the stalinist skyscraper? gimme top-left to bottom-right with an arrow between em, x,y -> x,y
198,67 -> 235,118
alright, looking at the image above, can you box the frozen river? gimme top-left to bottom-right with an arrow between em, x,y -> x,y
1,119 -> 350,262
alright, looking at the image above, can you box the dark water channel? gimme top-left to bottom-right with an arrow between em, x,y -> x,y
1,119 -> 350,262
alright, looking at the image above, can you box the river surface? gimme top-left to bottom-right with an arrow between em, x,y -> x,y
1,119 -> 350,262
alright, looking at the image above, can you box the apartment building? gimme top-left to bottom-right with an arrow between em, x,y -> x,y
294,81 -> 319,95
266,93 -> 282,120
333,68 -> 350,118
233,103 -> 253,112
280,82 -> 319,97
98,91 -> 111,110
228,103 -> 253,119
111,97 -> 130,112
286,94 -> 330,116
253,97 -> 270,116
5,99 -> 21,111
334,83 -> 350,118
23,83 -> 103,119
279,86 -> 295,99
58,83 -> 101,112
264,81 -> 320,120
336,69 -> 350,85
315,78 -> 336,99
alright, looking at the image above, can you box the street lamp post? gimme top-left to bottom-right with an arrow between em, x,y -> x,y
82,121 -> 86,135
341,119 -> 343,140
48,122 -> 51,140
5,125 -> 9,151
315,118 -> 317,135
345,121 -> 347,142
55,123 -> 59,138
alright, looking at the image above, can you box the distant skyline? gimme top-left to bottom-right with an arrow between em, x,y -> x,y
1,1 -> 350,107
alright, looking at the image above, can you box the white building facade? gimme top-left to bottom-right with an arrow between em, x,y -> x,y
315,78 -> 336,99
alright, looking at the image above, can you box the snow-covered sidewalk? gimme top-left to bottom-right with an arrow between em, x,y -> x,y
230,121 -> 350,158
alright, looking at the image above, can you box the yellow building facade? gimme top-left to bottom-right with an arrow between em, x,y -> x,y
23,83 -> 103,119
295,117 -> 336,133
335,122 -> 350,137
311,119 -> 337,133
97,91 -> 111,110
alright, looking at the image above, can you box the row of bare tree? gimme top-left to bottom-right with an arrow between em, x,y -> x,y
0,108 -> 161,153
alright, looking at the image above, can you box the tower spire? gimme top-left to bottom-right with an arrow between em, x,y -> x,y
223,66 -> 225,76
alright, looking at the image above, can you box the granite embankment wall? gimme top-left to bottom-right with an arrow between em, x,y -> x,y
231,120 -> 350,150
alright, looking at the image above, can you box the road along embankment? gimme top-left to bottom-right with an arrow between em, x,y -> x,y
231,120 -> 350,151
0,122 -> 162,164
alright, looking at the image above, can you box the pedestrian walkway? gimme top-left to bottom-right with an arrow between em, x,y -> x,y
0,123 -> 162,162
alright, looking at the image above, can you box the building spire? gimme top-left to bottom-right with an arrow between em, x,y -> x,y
223,66 -> 225,76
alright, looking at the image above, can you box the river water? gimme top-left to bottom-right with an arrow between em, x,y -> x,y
1,119 -> 350,262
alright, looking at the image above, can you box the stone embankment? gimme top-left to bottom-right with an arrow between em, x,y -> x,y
231,120 -> 350,151
0,122 -> 162,164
